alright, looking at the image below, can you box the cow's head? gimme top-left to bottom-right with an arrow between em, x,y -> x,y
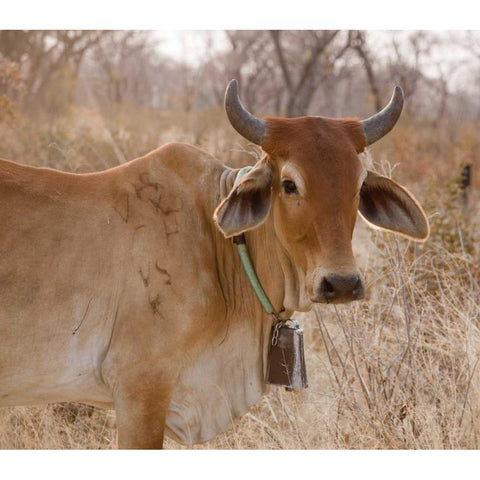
214,80 -> 429,309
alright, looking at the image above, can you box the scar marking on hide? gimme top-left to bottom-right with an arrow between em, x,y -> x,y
133,174 -> 162,200
149,294 -> 165,320
112,195 -> 130,223
133,173 -> 184,241
155,262 -> 172,285
158,197 -> 183,216
139,173 -> 160,192
72,297 -> 94,335
138,263 -> 151,287
134,173 -> 183,214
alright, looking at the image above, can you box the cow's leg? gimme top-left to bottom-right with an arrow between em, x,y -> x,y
112,373 -> 176,449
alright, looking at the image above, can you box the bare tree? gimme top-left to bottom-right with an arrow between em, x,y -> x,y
351,31 -> 382,112
269,30 -> 351,116
87,31 -> 165,107
201,31 -> 279,113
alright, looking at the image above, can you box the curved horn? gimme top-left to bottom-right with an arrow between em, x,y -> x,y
224,79 -> 267,146
361,86 -> 404,146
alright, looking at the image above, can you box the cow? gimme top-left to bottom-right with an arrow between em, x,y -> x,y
0,80 -> 429,449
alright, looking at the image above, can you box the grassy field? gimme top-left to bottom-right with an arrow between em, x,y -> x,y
1,104 -> 479,449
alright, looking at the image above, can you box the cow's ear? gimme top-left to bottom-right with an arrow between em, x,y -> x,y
358,170 -> 430,242
214,161 -> 273,238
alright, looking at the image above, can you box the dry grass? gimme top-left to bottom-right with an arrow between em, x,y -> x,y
1,106 -> 479,449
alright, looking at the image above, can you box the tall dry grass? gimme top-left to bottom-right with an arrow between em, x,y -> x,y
0,104 -> 479,449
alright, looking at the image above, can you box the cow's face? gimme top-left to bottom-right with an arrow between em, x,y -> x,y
266,117 -> 367,306
214,80 -> 429,310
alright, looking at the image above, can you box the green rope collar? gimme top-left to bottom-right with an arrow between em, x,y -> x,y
232,167 -> 279,318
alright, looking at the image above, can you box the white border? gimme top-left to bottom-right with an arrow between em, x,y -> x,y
1,0 -> 480,29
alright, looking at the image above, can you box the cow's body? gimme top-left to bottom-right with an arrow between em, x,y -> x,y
0,81 -> 430,448
0,143 -> 280,445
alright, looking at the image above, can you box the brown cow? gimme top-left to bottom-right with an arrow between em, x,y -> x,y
0,80 -> 429,448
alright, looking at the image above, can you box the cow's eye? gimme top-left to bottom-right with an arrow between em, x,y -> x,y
282,180 -> 298,195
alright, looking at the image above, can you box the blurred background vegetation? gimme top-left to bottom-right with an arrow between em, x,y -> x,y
2,30 -> 479,118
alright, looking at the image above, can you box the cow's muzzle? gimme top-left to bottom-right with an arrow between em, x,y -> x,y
313,273 -> 365,304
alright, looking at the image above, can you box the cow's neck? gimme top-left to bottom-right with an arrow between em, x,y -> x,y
165,164 -> 305,445
216,166 -> 303,318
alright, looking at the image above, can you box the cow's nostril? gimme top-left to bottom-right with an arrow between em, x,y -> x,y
321,278 -> 336,299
